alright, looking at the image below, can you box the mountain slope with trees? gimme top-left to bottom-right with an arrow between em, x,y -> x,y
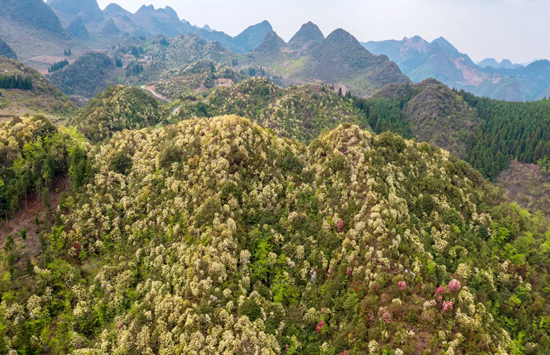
0,57 -> 75,119
1,115 -> 549,354
176,77 -> 371,142
70,85 -> 169,142
48,52 -> 122,98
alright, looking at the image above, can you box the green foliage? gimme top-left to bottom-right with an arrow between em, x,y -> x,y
125,61 -> 144,77
48,60 -> 69,73
70,85 -> 169,143
177,77 -> 370,142
461,90 -> 550,179
0,116 -> 76,220
0,74 -> 32,90
538,157 -> 550,173
2,116 -> 549,354
48,52 -> 118,98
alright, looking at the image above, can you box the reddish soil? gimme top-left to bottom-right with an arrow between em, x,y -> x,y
0,176 -> 69,258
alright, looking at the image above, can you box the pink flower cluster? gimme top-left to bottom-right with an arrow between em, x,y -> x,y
378,306 -> 392,323
435,286 -> 447,296
381,294 -> 387,303
316,320 -> 326,333
398,281 -> 407,290
337,218 -> 344,233
443,301 -> 453,312
449,279 -> 461,293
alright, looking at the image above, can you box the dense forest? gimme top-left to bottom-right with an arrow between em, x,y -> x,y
48,60 -> 69,73
0,74 -> 33,90
460,92 -> 550,178
1,115 -> 550,354
0,116 -> 76,219
175,77 -> 370,142
2,55 -> 550,354
346,80 -> 550,180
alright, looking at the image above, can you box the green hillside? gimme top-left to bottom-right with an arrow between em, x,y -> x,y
70,85 -> 169,142
0,57 -> 75,120
154,60 -> 246,100
48,52 -> 122,98
1,115 -> 550,354
176,77 -> 371,142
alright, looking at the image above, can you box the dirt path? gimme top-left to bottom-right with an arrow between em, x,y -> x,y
141,85 -> 172,103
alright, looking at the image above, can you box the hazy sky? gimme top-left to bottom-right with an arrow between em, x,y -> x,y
95,0 -> 548,63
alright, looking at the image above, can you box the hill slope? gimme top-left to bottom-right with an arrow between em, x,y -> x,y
177,77 -> 371,142
71,85 -> 169,142
0,57 -> 75,120
0,38 -> 17,60
1,116 -> 550,354
48,52 -> 121,98
153,59 -> 246,100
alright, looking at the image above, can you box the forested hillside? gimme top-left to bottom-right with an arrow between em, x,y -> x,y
0,57 -> 75,119
154,60 -> 246,100
48,53 -> 122,98
461,92 -> 550,178
1,115 -> 550,354
350,79 -> 550,181
176,77 -> 371,142
70,85 -> 169,142
0,116 -> 77,219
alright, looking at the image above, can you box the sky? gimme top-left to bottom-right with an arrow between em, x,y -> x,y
95,0 -> 549,63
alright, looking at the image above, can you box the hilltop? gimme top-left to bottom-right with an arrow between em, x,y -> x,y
71,85 -> 169,142
369,79 -> 481,158
478,58 -> 523,70
0,57 -> 75,120
177,77 -> 371,142
1,114 -> 550,354
47,0 -> 104,26
47,52 -> 122,98
288,21 -> 325,52
190,20 -> 274,53
153,60 -> 246,100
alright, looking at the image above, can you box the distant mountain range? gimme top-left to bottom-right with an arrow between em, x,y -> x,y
363,36 -> 550,101
1,0 -> 549,102
477,58 -> 523,70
